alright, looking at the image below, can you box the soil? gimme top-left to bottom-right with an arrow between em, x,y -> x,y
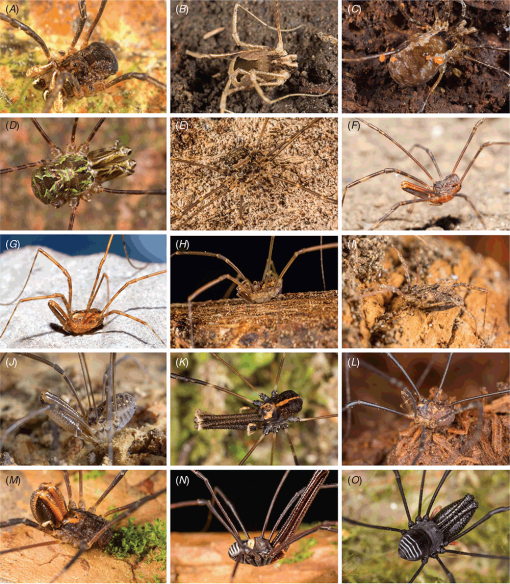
170,0 -> 338,113
342,0 -> 510,113
171,117 -> 338,231
0,353 -> 167,466
0,118 -> 166,231
0,0 -> 166,114
0,470 -> 166,583
342,353 -> 509,466
341,118 -> 510,231
342,235 -> 510,348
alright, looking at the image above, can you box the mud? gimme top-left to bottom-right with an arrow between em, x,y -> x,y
342,236 -> 510,348
171,117 -> 338,231
171,0 -> 338,113
342,0 -> 510,113
341,118 -> 510,231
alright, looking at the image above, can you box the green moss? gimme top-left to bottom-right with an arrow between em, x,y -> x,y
280,538 -> 317,564
72,470 -> 106,481
106,518 -> 166,564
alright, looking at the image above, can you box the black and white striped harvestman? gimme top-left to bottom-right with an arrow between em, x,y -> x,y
171,353 -> 338,465
0,470 -> 167,583
342,470 -> 509,584
342,353 -> 510,465
171,470 -> 338,583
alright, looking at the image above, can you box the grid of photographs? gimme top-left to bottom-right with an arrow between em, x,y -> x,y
0,1 -> 508,584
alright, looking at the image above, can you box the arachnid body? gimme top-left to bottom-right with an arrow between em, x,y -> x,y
0,0 -> 166,113
171,117 -> 338,231
171,470 -> 338,583
170,235 -> 338,349
0,118 -> 166,231
342,353 -> 510,466
342,470 -> 510,584
342,118 -> 510,231
171,0 -> 338,113
0,470 -> 167,584
342,0 -> 510,113
0,353 -> 167,466
171,353 -> 338,466
0,235 -> 167,349
342,236 -> 510,349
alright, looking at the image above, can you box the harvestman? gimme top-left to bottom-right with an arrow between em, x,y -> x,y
171,236 -> 338,347
186,0 -> 334,113
342,118 -> 509,230
0,235 -> 166,346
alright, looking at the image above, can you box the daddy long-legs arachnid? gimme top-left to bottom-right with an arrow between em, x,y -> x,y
171,470 -> 338,583
170,235 -> 338,349
171,353 -> 337,465
0,352 -> 167,465
0,470 -> 167,583
342,353 -> 509,465
342,470 -> 509,584
342,235 -> 510,349
0,235 -> 167,349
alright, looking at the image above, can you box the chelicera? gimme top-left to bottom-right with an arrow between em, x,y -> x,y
0,470 -> 167,583
0,118 -> 166,231
342,118 -> 509,231
0,0 -> 166,113
342,0 -> 510,113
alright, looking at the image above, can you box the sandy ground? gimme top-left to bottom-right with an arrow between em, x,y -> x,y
171,117 -> 338,231
171,0 -> 338,113
342,353 -> 509,466
342,118 -> 510,231
342,235 -> 510,349
0,470 -> 166,583
0,0 -> 166,114
342,0 -> 510,114
1,353 -> 166,465
0,118 -> 166,231
0,246 -> 167,349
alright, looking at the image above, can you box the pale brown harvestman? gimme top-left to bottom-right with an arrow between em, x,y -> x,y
0,470 -> 167,583
0,235 -> 166,347
170,117 -> 338,230
342,118 -> 510,230
185,0 -> 335,113
0,352 -> 166,465
171,236 -> 338,348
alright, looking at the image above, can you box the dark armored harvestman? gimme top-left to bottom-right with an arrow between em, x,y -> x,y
342,118 -> 509,231
342,470 -> 510,584
170,117 -> 338,231
0,0 -> 166,113
0,352 -> 167,465
342,353 -> 510,466
342,0 -> 510,113
171,470 -> 338,583
0,470 -> 167,583
0,118 -> 166,231
171,353 -> 338,465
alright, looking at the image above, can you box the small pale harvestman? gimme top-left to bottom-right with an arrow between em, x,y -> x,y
342,353 -> 510,466
171,353 -> 338,465
171,470 -> 338,583
0,470 -> 167,584
170,235 -> 338,348
0,352 -> 167,465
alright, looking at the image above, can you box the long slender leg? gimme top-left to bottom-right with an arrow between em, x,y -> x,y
416,470 -> 426,519
102,310 -> 166,347
0,160 -> 48,175
408,144 -> 443,179
0,14 -> 51,60
82,0 -> 108,46
435,555 -> 455,583
371,198 -> 435,230
342,514 -> 404,533
450,193 -> 486,228
451,119 -> 486,174
238,433 -> 266,465
88,470 -> 127,513
283,427 -> 298,465
171,185 -> 229,226
69,0 -> 87,50
274,242 -> 338,291
463,54 -> 510,79
417,65 -> 447,113
458,141 -> 510,183
409,559 -> 428,583
99,268 -> 167,313
103,72 -> 166,91
343,354 -> 352,439
393,470 -> 413,526
343,169 -> 429,205
269,523 -> 339,561
342,400 -> 411,418
451,282 -> 488,340
425,470 -> 451,517
170,372 -> 255,405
